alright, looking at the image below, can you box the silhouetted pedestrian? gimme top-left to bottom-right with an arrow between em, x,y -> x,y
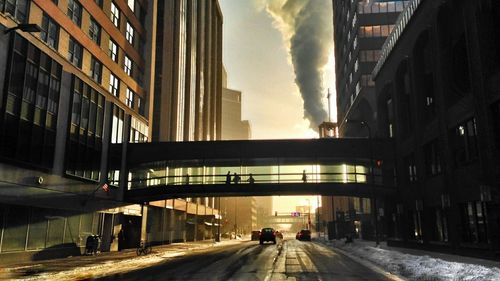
233,172 -> 240,184
185,173 -> 190,185
302,170 -> 307,183
247,173 -> 255,184
226,171 -> 231,184
118,229 -> 125,251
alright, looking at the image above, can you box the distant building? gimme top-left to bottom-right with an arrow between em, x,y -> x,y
373,0 -> 500,257
221,67 -> 251,140
219,67 -> 256,234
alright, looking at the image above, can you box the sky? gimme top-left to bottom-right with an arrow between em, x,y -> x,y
219,0 -> 336,140
218,0 -> 336,212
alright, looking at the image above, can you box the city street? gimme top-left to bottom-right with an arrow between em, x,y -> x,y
97,239 -> 390,281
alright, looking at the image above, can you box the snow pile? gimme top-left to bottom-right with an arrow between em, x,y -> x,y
327,241 -> 500,281
22,251 -> 182,281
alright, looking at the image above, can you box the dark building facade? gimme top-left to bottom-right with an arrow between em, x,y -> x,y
373,0 -> 500,257
0,0 -> 223,262
327,0 -> 408,242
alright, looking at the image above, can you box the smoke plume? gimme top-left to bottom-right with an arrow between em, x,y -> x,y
262,0 -> 332,130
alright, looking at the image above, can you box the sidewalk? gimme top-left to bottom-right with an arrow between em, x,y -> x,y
1,239 -> 245,280
317,237 -> 500,281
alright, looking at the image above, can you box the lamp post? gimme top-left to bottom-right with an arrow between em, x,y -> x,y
3,23 -> 42,34
347,120 -> 379,246
216,196 -> 221,242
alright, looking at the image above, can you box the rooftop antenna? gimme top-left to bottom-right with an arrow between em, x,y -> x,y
327,88 -> 332,122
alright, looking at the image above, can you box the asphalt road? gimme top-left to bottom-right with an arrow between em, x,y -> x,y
99,239 -> 390,281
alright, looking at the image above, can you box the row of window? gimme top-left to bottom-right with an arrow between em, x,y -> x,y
358,1 -> 408,14
359,25 -> 394,38
1,35 -> 62,168
67,76 -> 105,180
359,50 -> 382,62
403,118 -> 478,183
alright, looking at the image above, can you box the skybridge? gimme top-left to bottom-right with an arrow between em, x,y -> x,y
109,138 -> 396,203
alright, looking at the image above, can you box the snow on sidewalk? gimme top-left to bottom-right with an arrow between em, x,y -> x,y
320,239 -> 500,281
4,240 -> 242,281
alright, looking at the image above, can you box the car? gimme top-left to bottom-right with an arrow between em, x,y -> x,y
296,229 -> 311,241
251,230 -> 261,241
259,227 -> 276,244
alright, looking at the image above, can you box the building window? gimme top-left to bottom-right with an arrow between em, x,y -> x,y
424,139 -> 442,177
110,2 -> 120,28
126,88 -> 134,108
109,40 -> 118,62
460,202 -> 488,243
109,73 -> 119,97
66,76 -> 104,180
68,37 -> 83,68
111,105 -> 124,143
124,56 -> 132,76
126,21 -> 134,45
387,98 -> 394,138
127,0 -> 135,12
89,17 -> 101,45
137,97 -> 145,116
40,13 -> 59,50
94,0 -> 103,8
404,154 -> 417,183
130,117 -> 148,143
67,0 -> 82,26
359,25 -> 395,38
1,0 -> 29,22
434,209 -> 448,242
360,50 -> 381,62
90,56 -> 102,83
450,118 -> 478,165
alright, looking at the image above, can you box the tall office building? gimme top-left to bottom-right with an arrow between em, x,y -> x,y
153,0 -> 223,142
148,0 -> 224,243
0,0 -> 224,262
333,0 -> 408,136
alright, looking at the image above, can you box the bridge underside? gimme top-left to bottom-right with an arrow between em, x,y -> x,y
125,183 -> 395,203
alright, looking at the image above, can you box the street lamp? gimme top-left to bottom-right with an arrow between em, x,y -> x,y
347,119 -> 380,246
216,196 -> 221,242
4,23 -> 42,34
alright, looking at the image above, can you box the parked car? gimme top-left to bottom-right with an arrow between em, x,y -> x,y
259,227 -> 276,244
296,229 -> 311,241
251,230 -> 261,241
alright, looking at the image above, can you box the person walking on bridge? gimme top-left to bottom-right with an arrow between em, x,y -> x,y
226,171 -> 231,184
302,170 -> 308,183
233,172 -> 240,184
247,173 -> 255,184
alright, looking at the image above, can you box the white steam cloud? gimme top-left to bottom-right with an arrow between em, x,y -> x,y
258,0 -> 332,130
